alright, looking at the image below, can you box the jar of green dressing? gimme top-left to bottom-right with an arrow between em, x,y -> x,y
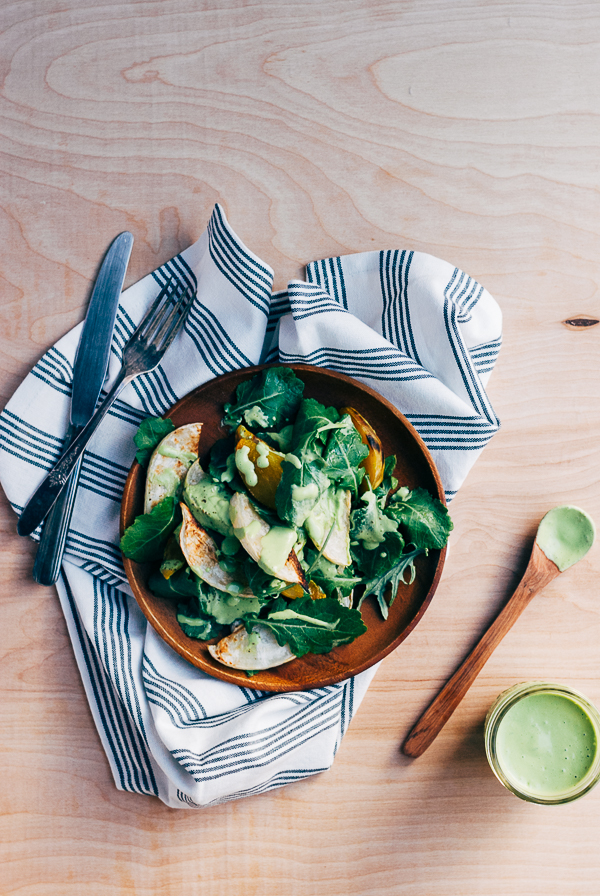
485,682 -> 600,804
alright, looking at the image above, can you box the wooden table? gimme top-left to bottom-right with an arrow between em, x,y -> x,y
2,2 -> 600,893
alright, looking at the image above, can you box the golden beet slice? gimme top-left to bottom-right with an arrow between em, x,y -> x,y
234,426 -> 285,510
235,424 -> 255,442
282,580 -> 325,600
339,406 -> 384,490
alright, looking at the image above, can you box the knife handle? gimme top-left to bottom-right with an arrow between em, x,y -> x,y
18,368 -> 130,537
32,453 -> 82,586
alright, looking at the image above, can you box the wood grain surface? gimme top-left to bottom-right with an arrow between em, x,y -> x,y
2,1 -> 600,894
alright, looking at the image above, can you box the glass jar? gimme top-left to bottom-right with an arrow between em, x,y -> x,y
484,681 -> 600,805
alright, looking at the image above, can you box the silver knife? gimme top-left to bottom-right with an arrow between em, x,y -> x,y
32,231 -> 134,585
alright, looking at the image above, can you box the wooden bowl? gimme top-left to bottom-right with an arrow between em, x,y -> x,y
121,364 -> 446,692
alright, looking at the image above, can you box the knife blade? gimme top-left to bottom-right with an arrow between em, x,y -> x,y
32,231 -> 134,585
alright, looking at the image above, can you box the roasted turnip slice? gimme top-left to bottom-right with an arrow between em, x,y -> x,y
208,624 -> 295,670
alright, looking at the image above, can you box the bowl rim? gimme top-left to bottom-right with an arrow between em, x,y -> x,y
120,362 -> 447,691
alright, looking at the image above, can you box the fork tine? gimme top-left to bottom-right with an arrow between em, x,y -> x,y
154,285 -> 195,353
128,278 -> 175,342
141,279 -> 184,344
150,283 -> 189,347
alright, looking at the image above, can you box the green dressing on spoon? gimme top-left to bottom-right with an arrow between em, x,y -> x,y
536,505 -> 595,571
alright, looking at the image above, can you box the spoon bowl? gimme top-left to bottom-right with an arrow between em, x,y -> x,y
536,505 -> 595,571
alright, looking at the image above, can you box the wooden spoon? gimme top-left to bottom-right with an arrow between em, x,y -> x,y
402,505 -> 595,758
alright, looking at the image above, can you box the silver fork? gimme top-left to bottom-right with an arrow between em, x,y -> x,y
18,276 -> 196,538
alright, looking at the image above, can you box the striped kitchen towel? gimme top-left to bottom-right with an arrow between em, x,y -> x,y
0,204 -> 501,808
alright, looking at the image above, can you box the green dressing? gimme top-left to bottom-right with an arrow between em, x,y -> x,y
220,454 -> 237,483
235,444 -> 258,487
225,582 -> 242,594
391,486 -> 410,503
269,608 -> 336,629
184,479 -> 234,537
158,445 -> 197,463
536,505 -> 595,571
256,442 -> 270,469
160,557 -> 184,576
259,526 -> 297,576
176,614 -> 206,627
247,630 -> 260,648
292,482 -> 319,503
266,425 -> 293,452
353,491 -> 397,550
243,405 -> 270,428
202,591 -> 263,625
496,692 -> 599,797
284,453 -> 302,470
153,468 -> 182,494
233,519 -> 264,542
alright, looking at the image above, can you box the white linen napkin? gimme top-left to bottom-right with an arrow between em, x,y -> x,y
0,204 -> 501,807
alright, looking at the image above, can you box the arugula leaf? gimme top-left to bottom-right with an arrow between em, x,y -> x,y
176,609 -> 227,641
351,530 -> 405,580
240,556 -> 289,599
322,414 -> 369,493
149,566 -> 199,600
222,366 -> 304,431
305,548 -> 362,598
206,436 -> 246,492
350,490 -> 399,550
120,497 -> 179,562
245,596 -> 366,657
373,455 -> 398,505
357,548 -> 425,619
258,424 -> 294,453
275,451 -> 330,526
387,487 -> 453,549
291,398 -> 339,451
278,398 -> 363,526
275,399 -> 346,528
150,568 -> 265,636
134,417 -> 175,467
207,435 -> 234,478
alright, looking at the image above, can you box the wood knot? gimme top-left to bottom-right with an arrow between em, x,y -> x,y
562,315 -> 599,330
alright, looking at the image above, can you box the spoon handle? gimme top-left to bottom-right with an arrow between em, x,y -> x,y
402,541 -> 560,758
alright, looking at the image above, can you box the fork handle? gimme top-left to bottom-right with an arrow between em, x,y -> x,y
17,369 -> 132,537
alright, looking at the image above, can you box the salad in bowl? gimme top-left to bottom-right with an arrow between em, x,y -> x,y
120,365 -> 451,689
